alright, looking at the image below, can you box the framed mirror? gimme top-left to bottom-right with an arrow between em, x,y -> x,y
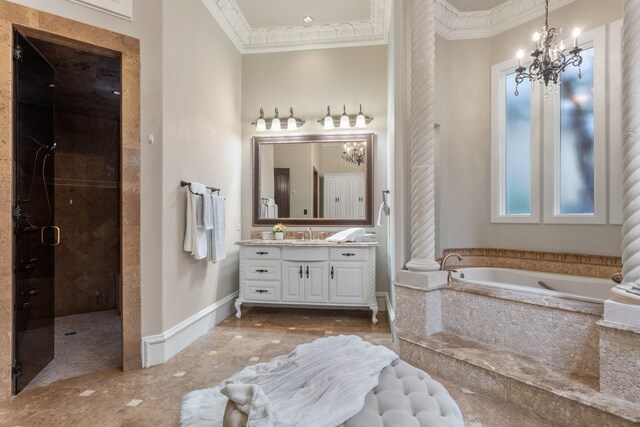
253,133 -> 374,226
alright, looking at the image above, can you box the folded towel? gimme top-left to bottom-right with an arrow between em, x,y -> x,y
184,182 -> 208,260
203,191 -> 213,230
208,194 -> 226,263
325,228 -> 366,243
355,233 -> 377,242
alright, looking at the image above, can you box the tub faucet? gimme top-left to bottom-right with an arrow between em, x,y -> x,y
307,227 -> 313,240
440,253 -> 463,284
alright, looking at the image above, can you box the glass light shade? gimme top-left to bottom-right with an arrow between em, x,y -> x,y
271,117 -> 281,131
355,113 -> 366,128
287,117 -> 297,130
256,118 -> 267,131
324,116 -> 334,129
339,114 -> 350,128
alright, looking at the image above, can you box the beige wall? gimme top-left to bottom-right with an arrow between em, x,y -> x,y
436,0 -> 624,257
161,0 -> 242,331
241,45 -> 390,292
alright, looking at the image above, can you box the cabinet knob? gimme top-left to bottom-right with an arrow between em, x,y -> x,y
255,289 -> 268,294
256,251 -> 269,255
342,253 -> 356,257
255,269 -> 269,273
306,265 -> 309,279
331,266 -> 334,279
299,265 -> 303,279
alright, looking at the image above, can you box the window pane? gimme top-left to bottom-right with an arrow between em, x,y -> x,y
559,47 -> 595,214
505,73 -> 531,215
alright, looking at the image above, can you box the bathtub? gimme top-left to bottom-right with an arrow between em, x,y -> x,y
451,267 -> 612,304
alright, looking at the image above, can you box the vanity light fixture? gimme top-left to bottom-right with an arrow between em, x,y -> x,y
513,0 -> 582,96
252,107 -> 305,131
318,104 -> 373,129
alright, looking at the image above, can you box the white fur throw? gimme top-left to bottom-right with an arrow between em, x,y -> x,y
219,335 -> 398,427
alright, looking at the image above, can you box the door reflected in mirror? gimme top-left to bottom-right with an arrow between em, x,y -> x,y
253,134 -> 374,226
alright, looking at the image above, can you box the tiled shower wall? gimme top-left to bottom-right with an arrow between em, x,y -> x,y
53,111 -> 120,317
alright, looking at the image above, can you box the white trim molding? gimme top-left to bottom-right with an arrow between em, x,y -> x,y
66,0 -> 133,20
543,26 -> 607,224
141,292 -> 239,368
609,19 -> 624,225
435,0 -> 578,40
491,57 -> 541,224
200,0 -> 392,54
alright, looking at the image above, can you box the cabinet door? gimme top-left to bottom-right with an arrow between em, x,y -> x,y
282,262 -> 304,302
354,174 -> 366,219
304,262 -> 328,303
323,177 -> 337,218
338,177 -> 353,218
330,261 -> 368,304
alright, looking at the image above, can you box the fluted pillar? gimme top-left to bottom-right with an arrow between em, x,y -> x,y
612,0 -> 640,305
406,0 -> 440,272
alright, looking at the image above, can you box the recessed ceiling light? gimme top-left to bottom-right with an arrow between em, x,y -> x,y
112,90 -> 121,95
303,16 -> 313,24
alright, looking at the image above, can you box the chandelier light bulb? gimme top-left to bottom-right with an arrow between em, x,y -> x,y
572,28 -> 581,47
517,50 -> 525,66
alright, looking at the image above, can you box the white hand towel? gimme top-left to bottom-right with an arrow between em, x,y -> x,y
208,194 -> 226,263
183,182 -> 208,260
203,190 -> 213,230
376,202 -> 386,226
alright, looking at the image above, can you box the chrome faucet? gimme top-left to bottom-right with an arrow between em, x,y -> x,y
440,253 -> 463,284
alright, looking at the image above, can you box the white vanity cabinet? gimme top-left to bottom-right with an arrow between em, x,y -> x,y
235,241 -> 378,323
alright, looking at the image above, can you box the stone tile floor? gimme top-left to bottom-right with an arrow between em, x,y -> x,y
27,310 -> 122,389
0,307 -> 551,426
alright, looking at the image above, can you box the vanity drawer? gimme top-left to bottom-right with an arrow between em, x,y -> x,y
244,281 -> 280,302
243,246 -> 282,260
330,247 -> 370,261
244,260 -> 281,281
282,246 -> 329,261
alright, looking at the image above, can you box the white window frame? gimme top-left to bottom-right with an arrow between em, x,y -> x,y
609,19 -> 624,225
491,58 -> 541,223
543,26 -> 607,224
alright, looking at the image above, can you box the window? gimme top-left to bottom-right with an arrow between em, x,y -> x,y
492,25 -> 612,225
491,59 -> 540,223
609,19 -> 623,225
544,26 -> 606,224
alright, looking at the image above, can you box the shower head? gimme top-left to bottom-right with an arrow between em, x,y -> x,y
46,143 -> 57,154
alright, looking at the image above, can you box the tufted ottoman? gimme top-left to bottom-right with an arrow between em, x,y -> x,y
223,359 -> 464,427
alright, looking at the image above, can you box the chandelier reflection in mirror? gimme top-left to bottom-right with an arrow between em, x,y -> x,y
513,0 -> 582,96
342,141 -> 366,166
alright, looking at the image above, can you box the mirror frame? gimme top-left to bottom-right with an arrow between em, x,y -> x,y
253,133 -> 375,226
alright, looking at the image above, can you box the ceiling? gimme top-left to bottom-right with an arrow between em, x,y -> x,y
446,0 -> 509,12
236,0 -> 371,28
202,0 -> 578,52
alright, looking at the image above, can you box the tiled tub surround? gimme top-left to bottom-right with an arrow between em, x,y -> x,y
442,248 -> 622,279
599,320 -> 640,403
394,282 -> 640,426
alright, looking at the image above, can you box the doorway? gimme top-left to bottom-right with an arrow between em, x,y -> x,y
313,167 -> 319,218
274,168 -> 290,218
12,30 -> 122,393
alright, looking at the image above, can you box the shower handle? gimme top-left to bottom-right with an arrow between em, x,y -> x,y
41,225 -> 60,247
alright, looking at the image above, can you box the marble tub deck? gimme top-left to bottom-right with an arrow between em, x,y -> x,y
0,307 -> 552,426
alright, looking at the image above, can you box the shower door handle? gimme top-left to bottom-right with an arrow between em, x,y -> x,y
41,225 -> 60,247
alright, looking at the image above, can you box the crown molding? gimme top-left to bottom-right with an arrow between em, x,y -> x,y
201,0 -> 391,54
435,0 -> 579,40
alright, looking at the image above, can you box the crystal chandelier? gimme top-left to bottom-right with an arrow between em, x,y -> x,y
342,141 -> 366,166
514,0 -> 582,96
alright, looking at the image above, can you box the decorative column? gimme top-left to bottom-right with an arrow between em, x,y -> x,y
612,0 -> 640,307
405,0 -> 440,272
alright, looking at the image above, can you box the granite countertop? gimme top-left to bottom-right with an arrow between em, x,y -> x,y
235,239 -> 380,247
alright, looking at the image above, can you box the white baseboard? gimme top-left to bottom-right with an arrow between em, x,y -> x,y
376,291 -> 395,327
141,291 -> 239,368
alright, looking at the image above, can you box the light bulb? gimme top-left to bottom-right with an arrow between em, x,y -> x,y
355,104 -> 366,128
287,107 -> 297,130
572,28 -> 581,38
271,107 -> 281,131
339,105 -> 350,128
323,106 -> 334,130
533,32 -> 540,42
256,108 -> 266,131
517,50 -> 524,67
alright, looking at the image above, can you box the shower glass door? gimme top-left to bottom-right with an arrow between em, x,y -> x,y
13,31 -> 55,394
